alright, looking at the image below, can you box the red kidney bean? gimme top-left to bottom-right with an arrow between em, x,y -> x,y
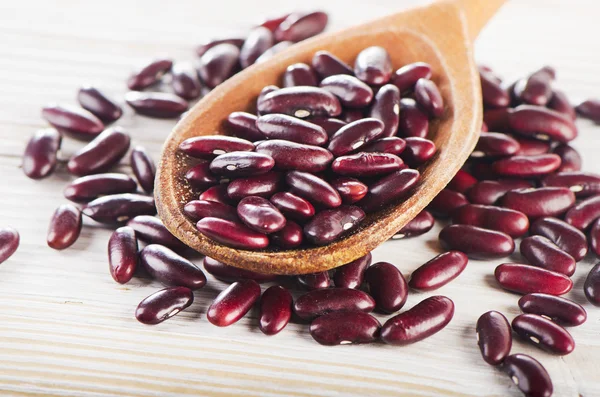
409,251 -> 468,291
590,219 -> 600,257
398,99 -> 429,138
286,171 -> 341,208
240,27 -> 274,69
476,311 -> 512,366
492,154 -> 561,178
365,262 -> 408,314
294,288 -> 375,321
519,293 -> 587,327
270,192 -> 314,222
542,171 -> 600,198
259,285 -> 292,336
340,108 -> 365,123
520,236 -> 576,276
184,161 -> 217,188
380,296 -> 454,346
256,140 -> 332,172
361,137 -> 406,155
333,252 -> 372,289
64,173 -> 136,203
452,204 -> 529,238
327,118 -> 384,156
501,187 -> 575,218
196,217 -> 269,249
391,62 -> 432,93
77,86 -> 122,122
401,137 -> 436,167
127,215 -> 187,251
584,263 -> 600,306
297,271 -> 331,290
470,162 -> 497,180
170,62 -> 202,100
514,136 -> 551,156
494,263 -> 573,295
332,152 -> 403,177
480,71 -> 510,108
274,11 -> 328,42
196,37 -> 244,57
508,105 -> 577,143
312,50 -> 353,79
199,185 -> 234,205
127,58 -> 172,90
467,179 -> 532,205
282,63 -> 318,87
319,74 -> 373,108
140,244 -> 206,290
47,204 -> 82,250
304,205 -> 365,246
227,172 -> 281,201
208,280 -> 261,327
483,108 -> 511,133
564,195 -> 600,230
392,210 -> 435,239
514,67 -> 554,106
255,41 -> 293,64
309,117 -> 347,136
203,256 -> 276,283
108,226 -> 138,284
130,146 -> 155,193
67,127 -> 130,176
135,286 -> 194,325
427,189 -> 469,218
501,354 -> 553,397
237,196 -> 286,234
209,151 -> 274,177
330,177 -> 368,204
368,84 -> 400,137
198,43 -> 240,88
0,227 -> 19,265
439,224 -> 515,259
576,98 -> 600,122
125,91 -> 188,118
309,310 -> 380,346
83,193 -> 155,223
42,104 -> 104,139
530,217 -> 588,261
414,78 -> 444,117
360,169 -> 420,212
270,220 -> 303,248
447,170 -> 477,194
225,112 -> 264,141
184,200 -> 238,222
548,90 -> 576,120
257,86 -> 342,118
22,129 -> 62,180
256,114 -> 327,146
180,136 -> 255,159
552,144 -> 582,172
472,132 -> 520,158
512,314 -> 574,355
354,46 -> 392,85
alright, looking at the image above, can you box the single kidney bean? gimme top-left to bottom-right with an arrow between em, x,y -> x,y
309,310 -> 380,346
319,74 -> 373,108
198,43 -> 240,88
127,58 -> 172,90
125,91 -> 188,118
83,193 -> 156,223
286,171 -> 341,209
467,179 -> 532,205
519,293 -> 587,327
64,173 -> 136,203
240,27 -> 273,68
67,127 -> 130,176
491,154 -> 561,178
409,251 -> 468,291
480,71 -> 510,108
564,195 -> 600,230
170,62 -> 202,100
414,78 -> 444,117
397,98 -> 429,138
208,280 -> 261,327
210,151 -> 275,177
392,210 -> 434,239
327,118 -> 384,156
197,217 -> 269,249
447,170 -> 477,194
225,112 -> 264,141
332,152 -> 404,177
330,177 -> 368,204
576,98 -> 600,122
127,215 -> 187,251
297,271 -> 331,290
548,90 -> 576,120
184,200 -> 238,222
256,114 -> 327,146
501,187 -> 575,218
542,171 -> 600,198
584,263 -> 600,306
294,288 -> 375,321
203,256 -> 276,282
309,117 -> 347,136
590,219 -> 600,257
354,46 -> 392,85
259,286 -> 292,336
360,169 -> 420,212
254,41 -> 293,64
257,86 -> 342,118
514,136 -> 551,156
237,196 -> 286,234
270,220 -> 303,248
508,105 -> 577,143
257,86 -> 280,108
283,63 -> 318,87
312,50 -> 354,79
391,62 -> 432,93
199,185 -> 233,205
270,192 -> 314,222
196,37 -> 244,57
470,162 -> 497,180
501,354 -> 553,397
42,104 -> 104,139
22,129 -> 61,179
77,86 -> 122,122
552,144 -> 582,172
227,172 -> 282,201
361,137 -> 406,155
304,205 -> 365,246
476,311 -> 512,366
0,227 -> 19,265
184,161 -> 218,188
333,252 -> 372,289
439,224 -> 515,259
494,263 -> 573,295
135,286 -> 194,325
365,262 -> 408,314
368,84 -> 400,138
520,236 -> 576,276
274,11 -> 328,42
530,217 -> 588,261
179,136 -> 255,159
401,137 -> 436,167
130,146 -> 155,193
47,204 -> 82,250
483,107 -> 511,132
140,244 -> 206,290
512,314 -> 574,355
380,296 -> 454,346
452,204 -> 529,238
472,132 -> 520,158
256,140 -> 332,173
108,226 -> 138,284
427,189 -> 469,218
514,67 -> 554,106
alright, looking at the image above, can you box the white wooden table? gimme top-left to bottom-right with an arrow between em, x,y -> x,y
1,0 -> 599,396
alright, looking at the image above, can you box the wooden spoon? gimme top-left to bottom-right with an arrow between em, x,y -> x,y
156,0 -> 506,275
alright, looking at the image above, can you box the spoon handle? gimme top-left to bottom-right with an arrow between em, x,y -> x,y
449,0 -> 507,42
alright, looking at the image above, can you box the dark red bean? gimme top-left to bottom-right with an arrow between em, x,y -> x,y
380,296 -> 454,346
584,262 -> 600,306
210,151 -> 274,177
179,136 -> 254,159
476,311 -> 512,366
519,293 -> 587,327
514,68 -> 554,106
240,27 -> 274,69
225,112 -> 264,141
274,11 -> 328,42
391,62 -> 432,93
309,310 -> 380,346
467,179 -> 532,205
564,195 -> 600,230
135,286 -> 194,325
492,154 -> 561,178
590,219 -> 600,257
470,162 -> 497,180
368,84 -> 400,137
256,114 -> 327,146
125,91 -> 188,118
184,200 -> 238,222
47,204 -> 82,250
259,285 -> 292,335
508,105 -> 577,143
408,251 -> 468,291
319,74 -> 373,108
480,71 -> 510,108
520,236 -> 576,276
414,78 -> 444,117
447,170 -> 477,194
398,98 -> 429,138
197,217 -> 269,249
552,144 -> 582,172
207,280 -> 261,327
67,127 -> 130,176
340,108 -> 363,122
514,136 -> 551,156
127,58 -> 172,90
501,354 -> 553,397
227,172 -> 282,201
203,256 -> 276,283
64,173 -> 136,203
401,137 -> 436,167
256,140 -> 332,173
42,104 -> 104,139
332,152 -> 404,177
333,252 -> 372,289
294,288 -> 375,320
311,50 -> 354,79
309,117 -> 347,136
328,118 -> 384,156
282,63 -> 318,87
108,226 -> 138,284
576,98 -> 600,122
530,217 -> 588,261
198,43 -> 240,88
199,185 -> 233,205
77,86 -> 122,122
548,90 -> 576,120
365,262 -> 408,314
257,86 -> 279,108
439,224 -> 515,259
83,193 -> 155,223
542,171 -> 600,198
297,271 -> 331,290
472,132 -> 520,158
254,41 -> 293,64
512,314 -> 574,355
127,215 -> 187,251
360,169 -> 420,212
286,171 -> 341,208
170,62 -> 202,100
139,244 -> 206,290
361,137 -> 406,155
130,146 -> 155,193
303,206 -> 365,246
196,38 -> 244,57
391,210 -> 435,239
184,161 -> 217,188
270,192 -> 314,222
257,86 -> 342,118
495,263 -> 573,295
452,204 -> 529,238
501,187 -> 575,218
330,177 -> 368,204
0,227 -> 19,265
354,46 -> 392,85
237,196 -> 286,234
427,189 -> 469,218
483,108 -> 511,133
270,220 -> 303,248
22,129 -> 61,179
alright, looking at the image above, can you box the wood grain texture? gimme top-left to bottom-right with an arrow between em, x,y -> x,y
0,0 -> 599,396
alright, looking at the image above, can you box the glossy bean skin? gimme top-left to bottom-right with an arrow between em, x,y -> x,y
77,86 -> 123,122
492,154 -> 561,178
552,144 -> 582,172
22,129 -> 62,179
515,136 -> 551,156
401,137 -> 436,167
197,217 -> 269,249
576,98 -> 600,122
140,244 -> 206,290
391,210 -> 435,239
309,117 -> 347,136
184,161 -> 217,189
237,196 -> 286,234
512,314 -> 574,355
519,293 -> 587,327
127,215 -> 187,251
311,50 -> 354,79
360,169 -> 420,212
391,62 -> 432,93
452,204 -> 529,238
472,132 -> 520,158
494,263 -> 573,295
564,195 -> 600,230
125,91 -> 188,118
208,280 -> 261,327
135,287 -> 194,325
439,225 -> 515,259
584,263 -> 600,306
270,220 -> 303,248
427,189 -> 469,218
530,217 -> 588,261
203,256 -> 276,283
333,252 -> 372,289
368,84 -> 400,137
67,127 -> 130,176
483,107 -> 511,132
380,296 -> 454,346
514,67 -> 554,106
82,193 -> 156,224
210,151 -> 275,177
501,354 -> 553,397
591,219 -> 600,257
309,311 -> 380,346
108,226 -> 138,284
327,118 -> 384,156
42,104 -> 104,139
286,171 -> 341,208
0,227 -> 19,265
256,114 -> 327,146
447,170 -> 477,194
520,236 -> 576,276
47,204 -> 82,250
541,171 -> 600,198
361,137 -> 406,155
414,78 -> 444,117
397,98 -> 429,138
270,192 -> 315,222
480,71 -> 510,108
259,286 -> 292,335
330,177 -> 368,204
365,262 -> 408,314
274,11 -> 328,42
227,172 -> 282,201
240,27 -> 273,69
294,288 -> 375,320
548,90 -> 576,120
508,105 -> 577,143
127,58 -> 172,90
354,46 -> 392,85
332,152 -> 403,177
476,311 -> 512,366
64,173 -> 137,203
408,251 -> 468,291
179,136 -> 254,159
198,43 -> 240,88
225,112 -> 264,141
257,86 -> 342,118
195,37 -> 244,57
130,146 -> 155,193
304,205 -> 365,246
297,271 -> 331,290
170,62 -> 202,100
283,63 -> 318,87
501,187 -> 575,218
467,179 -> 532,205
319,74 -> 373,108
199,185 -> 233,205
184,200 -> 238,223
256,140 -> 333,172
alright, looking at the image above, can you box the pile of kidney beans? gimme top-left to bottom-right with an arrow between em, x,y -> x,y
1,9 -> 599,397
